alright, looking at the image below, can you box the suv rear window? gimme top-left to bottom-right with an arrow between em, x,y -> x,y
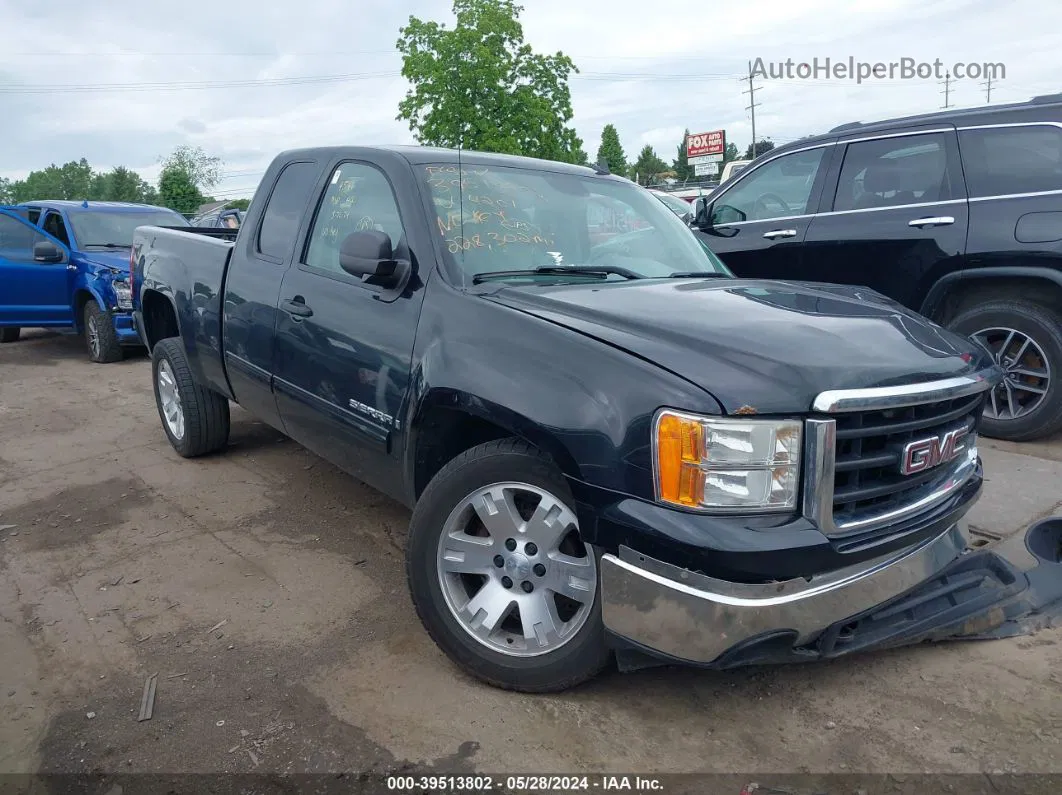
958,125 -> 1062,197
834,133 -> 951,211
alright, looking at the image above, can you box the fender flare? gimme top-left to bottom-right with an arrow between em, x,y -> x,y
138,286 -> 183,351
71,282 -> 109,329
920,266 -> 1062,320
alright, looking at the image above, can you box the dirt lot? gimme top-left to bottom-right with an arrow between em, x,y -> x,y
2,328 -> 1062,781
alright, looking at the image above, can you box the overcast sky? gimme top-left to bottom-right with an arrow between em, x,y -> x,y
1,0 -> 1058,198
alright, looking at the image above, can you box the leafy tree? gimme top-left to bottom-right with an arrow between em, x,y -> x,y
744,139 -> 775,159
160,145 -> 222,191
722,142 -> 740,165
9,159 -> 95,202
158,166 -> 205,216
396,0 -> 584,164
631,144 -> 668,185
0,177 -> 11,204
92,166 -> 157,203
672,129 -> 693,181
228,198 -> 251,211
595,124 -> 627,176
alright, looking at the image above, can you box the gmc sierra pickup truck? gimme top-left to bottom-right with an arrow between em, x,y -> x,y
131,146 -> 1062,692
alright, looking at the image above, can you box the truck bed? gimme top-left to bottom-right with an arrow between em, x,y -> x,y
132,225 -> 238,394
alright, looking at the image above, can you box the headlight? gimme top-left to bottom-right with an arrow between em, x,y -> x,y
653,410 -> 802,512
112,279 -> 133,310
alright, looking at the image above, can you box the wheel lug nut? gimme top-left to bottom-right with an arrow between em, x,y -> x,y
533,563 -> 546,577
525,542 -> 538,556
501,576 -> 513,589
504,538 -> 517,551
493,555 -> 505,568
521,581 -> 533,593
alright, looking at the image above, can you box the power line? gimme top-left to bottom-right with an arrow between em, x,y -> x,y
982,75 -> 994,103
0,71 -> 402,94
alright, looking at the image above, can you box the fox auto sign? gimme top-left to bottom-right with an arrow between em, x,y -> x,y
687,130 -> 725,159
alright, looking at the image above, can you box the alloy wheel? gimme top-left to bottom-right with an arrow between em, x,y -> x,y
157,359 -> 185,440
436,482 -> 597,657
973,326 -> 1051,420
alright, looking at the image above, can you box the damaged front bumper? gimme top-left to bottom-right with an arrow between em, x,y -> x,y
601,518 -> 1062,671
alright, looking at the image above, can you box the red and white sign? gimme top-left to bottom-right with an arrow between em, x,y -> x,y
687,130 -> 725,159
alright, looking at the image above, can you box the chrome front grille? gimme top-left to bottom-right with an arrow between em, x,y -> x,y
803,367 -> 1000,540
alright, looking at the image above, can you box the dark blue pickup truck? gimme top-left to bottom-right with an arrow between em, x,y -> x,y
0,200 -> 188,361
130,146 -> 1062,692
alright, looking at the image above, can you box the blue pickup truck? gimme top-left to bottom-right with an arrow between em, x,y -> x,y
0,200 -> 189,361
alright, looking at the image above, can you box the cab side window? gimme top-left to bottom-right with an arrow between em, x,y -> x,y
256,161 -> 319,261
42,212 -> 71,247
711,147 -> 827,224
303,162 -> 406,279
0,215 -> 36,260
833,134 -> 951,212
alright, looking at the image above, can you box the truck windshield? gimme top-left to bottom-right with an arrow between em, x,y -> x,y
68,209 -> 190,248
418,163 -> 732,285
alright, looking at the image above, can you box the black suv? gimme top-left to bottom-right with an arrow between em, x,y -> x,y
693,93 -> 1062,441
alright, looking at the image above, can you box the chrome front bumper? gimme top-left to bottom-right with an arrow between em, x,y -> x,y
600,524 -> 970,664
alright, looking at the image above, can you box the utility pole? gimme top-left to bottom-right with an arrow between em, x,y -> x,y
982,75 -> 994,103
939,71 -> 953,109
743,62 -> 762,158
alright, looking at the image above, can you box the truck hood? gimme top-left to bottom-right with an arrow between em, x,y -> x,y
79,250 -> 131,274
485,278 -> 993,415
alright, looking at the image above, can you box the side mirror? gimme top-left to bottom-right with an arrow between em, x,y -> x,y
694,197 -> 711,230
33,241 -> 64,263
339,230 -> 401,285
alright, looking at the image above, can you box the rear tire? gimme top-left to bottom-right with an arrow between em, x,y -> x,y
948,299 -> 1062,441
84,300 -> 123,363
407,438 -> 610,692
0,328 -> 20,343
151,337 -> 230,457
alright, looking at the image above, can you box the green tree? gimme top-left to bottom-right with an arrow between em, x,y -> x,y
672,129 -> 693,181
158,166 -> 205,216
743,138 -> 775,160
159,145 -> 222,191
595,124 -> 627,176
396,0 -> 584,164
92,166 -> 157,203
0,177 -> 11,204
228,198 -> 251,211
631,144 -> 668,185
722,142 -> 740,165
10,159 -> 95,202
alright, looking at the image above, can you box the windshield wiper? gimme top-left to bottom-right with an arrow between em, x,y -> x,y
472,265 -> 644,284
667,271 -> 731,278
83,242 -> 131,249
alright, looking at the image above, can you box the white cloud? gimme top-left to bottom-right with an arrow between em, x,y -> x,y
2,0 -> 1058,196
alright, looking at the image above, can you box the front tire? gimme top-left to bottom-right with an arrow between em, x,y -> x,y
84,300 -> 123,363
151,338 -> 230,457
0,328 -> 20,343
949,299 -> 1062,441
407,439 -> 610,692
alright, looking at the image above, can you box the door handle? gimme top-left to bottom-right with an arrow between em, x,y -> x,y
763,229 -> 797,239
281,298 -> 313,319
908,216 -> 955,228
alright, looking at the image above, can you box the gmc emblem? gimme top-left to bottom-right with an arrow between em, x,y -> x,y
899,427 -> 969,476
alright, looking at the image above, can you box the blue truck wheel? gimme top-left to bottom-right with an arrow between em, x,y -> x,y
84,300 -> 123,363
